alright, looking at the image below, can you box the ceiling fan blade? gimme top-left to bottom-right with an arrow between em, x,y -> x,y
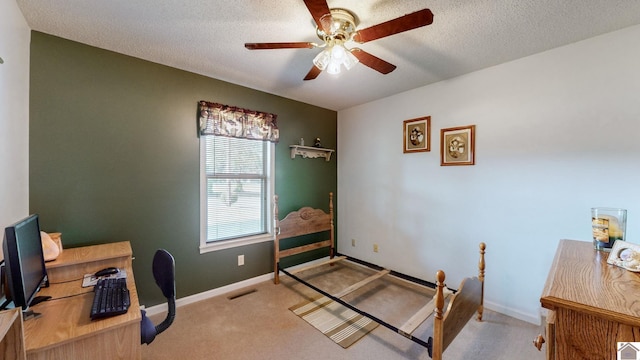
303,0 -> 333,34
353,9 -> 434,43
303,65 -> 322,81
350,48 -> 396,74
245,42 -> 316,50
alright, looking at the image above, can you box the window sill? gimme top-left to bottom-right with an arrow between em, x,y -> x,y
199,233 -> 274,254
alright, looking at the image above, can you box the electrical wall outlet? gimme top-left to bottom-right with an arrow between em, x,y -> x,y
351,239 -> 356,247
238,254 -> 245,266
373,244 -> 379,253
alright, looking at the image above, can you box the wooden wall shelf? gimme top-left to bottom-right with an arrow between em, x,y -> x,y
289,145 -> 334,162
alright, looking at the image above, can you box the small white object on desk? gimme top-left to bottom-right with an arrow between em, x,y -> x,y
82,269 -> 127,287
40,231 -> 60,261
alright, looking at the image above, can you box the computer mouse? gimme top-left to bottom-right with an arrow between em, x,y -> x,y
94,267 -> 120,277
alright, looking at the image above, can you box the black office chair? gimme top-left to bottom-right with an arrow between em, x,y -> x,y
140,249 -> 176,345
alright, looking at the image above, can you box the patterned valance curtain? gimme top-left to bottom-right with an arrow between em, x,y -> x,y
198,100 -> 279,143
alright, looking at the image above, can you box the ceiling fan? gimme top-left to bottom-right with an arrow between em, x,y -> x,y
244,0 -> 434,80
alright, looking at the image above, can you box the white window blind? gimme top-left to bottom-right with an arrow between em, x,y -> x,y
204,136 -> 269,242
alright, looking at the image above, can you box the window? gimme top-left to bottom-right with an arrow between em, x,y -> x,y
200,136 -> 274,252
197,100 -> 278,253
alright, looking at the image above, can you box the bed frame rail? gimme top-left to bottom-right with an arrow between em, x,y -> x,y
280,266 -> 434,350
288,256 -> 346,276
280,243 -> 485,359
399,287 -> 454,335
273,193 -> 486,359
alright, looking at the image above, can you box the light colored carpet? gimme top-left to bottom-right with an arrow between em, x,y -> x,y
141,261 -> 546,360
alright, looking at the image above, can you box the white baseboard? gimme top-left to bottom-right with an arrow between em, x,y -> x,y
143,273 -> 273,317
143,258 -> 328,316
484,300 -> 541,325
144,258 -> 542,327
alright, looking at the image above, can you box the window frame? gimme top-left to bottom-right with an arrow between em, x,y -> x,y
199,136 -> 275,253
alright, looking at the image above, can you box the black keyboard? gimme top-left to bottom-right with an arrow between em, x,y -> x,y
90,277 -> 131,320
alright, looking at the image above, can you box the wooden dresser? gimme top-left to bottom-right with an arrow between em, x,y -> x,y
538,239 -> 640,359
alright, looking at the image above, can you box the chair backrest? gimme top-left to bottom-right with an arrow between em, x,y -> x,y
141,249 -> 176,345
153,249 -> 176,299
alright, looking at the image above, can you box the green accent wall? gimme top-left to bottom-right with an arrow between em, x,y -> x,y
28,32 -> 337,306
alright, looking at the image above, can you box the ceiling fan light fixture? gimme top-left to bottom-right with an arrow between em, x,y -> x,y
316,9 -> 358,41
312,43 -> 359,75
331,43 -> 346,59
312,46 -> 332,70
343,48 -> 359,70
246,3 -> 433,80
326,61 -> 341,75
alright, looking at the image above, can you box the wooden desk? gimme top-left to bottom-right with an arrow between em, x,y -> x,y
539,239 -> 640,359
0,308 -> 26,360
23,241 -> 141,360
45,241 -> 133,283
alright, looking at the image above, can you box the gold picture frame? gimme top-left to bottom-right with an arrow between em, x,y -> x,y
440,125 -> 475,166
403,116 -> 430,153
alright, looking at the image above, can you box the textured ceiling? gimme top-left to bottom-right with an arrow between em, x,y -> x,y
16,0 -> 640,110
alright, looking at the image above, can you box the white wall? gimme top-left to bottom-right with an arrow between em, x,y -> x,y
337,24 -> 640,324
0,1 -> 31,258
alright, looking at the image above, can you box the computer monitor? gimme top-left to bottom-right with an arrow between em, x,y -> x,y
2,214 -> 50,315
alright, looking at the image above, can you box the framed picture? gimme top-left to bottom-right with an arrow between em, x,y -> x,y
403,116 -> 430,153
607,240 -> 640,272
440,125 -> 475,166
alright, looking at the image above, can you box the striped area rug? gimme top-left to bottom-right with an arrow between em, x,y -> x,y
289,296 -> 379,348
